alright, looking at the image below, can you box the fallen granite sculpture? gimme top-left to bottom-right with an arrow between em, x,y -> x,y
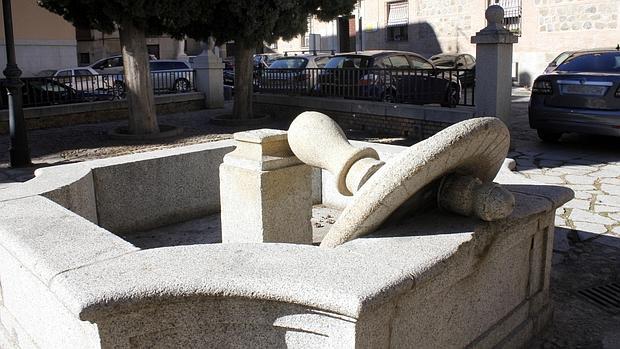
288,111 -> 515,247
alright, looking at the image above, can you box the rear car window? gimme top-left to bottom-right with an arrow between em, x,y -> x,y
556,52 -> 620,73
150,61 -> 189,71
325,56 -> 370,69
269,58 -> 308,69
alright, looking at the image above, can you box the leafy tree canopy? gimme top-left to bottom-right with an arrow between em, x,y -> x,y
174,0 -> 358,46
38,0 -> 201,34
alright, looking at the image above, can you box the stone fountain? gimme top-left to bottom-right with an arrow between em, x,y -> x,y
0,112 -> 572,348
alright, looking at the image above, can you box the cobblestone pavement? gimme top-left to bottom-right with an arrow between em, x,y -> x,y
1,91 -> 619,347
509,88 -> 620,349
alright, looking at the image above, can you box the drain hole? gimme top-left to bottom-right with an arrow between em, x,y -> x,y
576,283 -> 620,314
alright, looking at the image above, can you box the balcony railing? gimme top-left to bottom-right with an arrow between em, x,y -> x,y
0,70 -> 196,110
254,67 -> 475,107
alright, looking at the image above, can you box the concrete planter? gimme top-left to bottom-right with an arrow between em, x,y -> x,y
0,139 -> 571,348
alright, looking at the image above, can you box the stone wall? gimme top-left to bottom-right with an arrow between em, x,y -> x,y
253,94 -> 474,141
535,0 -> 618,32
0,92 -> 205,134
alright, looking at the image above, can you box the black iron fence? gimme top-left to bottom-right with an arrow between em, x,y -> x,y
254,67 -> 475,107
0,70 -> 196,109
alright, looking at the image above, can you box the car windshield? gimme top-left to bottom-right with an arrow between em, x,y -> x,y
269,58 -> 308,69
556,52 -> 620,73
325,56 -> 370,69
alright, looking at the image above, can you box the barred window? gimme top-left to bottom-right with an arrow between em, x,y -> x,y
386,1 -> 409,42
489,0 -> 522,36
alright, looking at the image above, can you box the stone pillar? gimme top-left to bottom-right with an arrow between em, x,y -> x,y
220,129 -> 313,244
471,5 -> 518,129
174,38 -> 188,60
193,38 -> 224,108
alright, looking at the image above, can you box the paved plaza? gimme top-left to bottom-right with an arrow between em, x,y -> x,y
1,91 -> 619,347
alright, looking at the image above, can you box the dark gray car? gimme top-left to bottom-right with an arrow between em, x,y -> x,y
529,49 -> 620,142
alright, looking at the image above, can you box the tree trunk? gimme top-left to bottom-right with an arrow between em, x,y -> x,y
119,22 -> 159,134
232,43 -> 254,120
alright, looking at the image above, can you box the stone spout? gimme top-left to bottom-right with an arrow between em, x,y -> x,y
288,111 -> 384,196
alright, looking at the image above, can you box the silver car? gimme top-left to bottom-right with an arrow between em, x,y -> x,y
111,60 -> 194,95
258,54 -> 331,92
529,49 -> 620,142
149,60 -> 194,92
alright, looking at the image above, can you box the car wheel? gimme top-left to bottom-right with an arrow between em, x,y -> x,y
440,84 -> 459,108
173,78 -> 191,92
537,129 -> 562,143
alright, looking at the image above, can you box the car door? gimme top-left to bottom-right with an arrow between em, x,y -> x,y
73,68 -> 99,92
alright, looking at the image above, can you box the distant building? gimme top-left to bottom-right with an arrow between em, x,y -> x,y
76,28 -> 205,65
0,0 -> 77,77
276,0 -> 619,86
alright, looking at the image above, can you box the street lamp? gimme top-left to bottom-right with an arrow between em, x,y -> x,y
2,0 -> 31,167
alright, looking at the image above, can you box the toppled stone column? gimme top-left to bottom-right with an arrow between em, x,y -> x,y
220,129 -> 313,244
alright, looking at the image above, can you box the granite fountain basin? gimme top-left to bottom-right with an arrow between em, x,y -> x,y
0,133 -> 572,348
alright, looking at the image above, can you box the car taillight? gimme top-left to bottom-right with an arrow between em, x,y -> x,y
616,86 -> 620,97
532,79 -> 553,94
359,74 -> 379,86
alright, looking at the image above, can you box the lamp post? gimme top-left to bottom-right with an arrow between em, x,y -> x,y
2,0 -> 31,167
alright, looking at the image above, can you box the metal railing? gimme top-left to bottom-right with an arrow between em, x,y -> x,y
254,67 -> 475,107
0,70 -> 196,109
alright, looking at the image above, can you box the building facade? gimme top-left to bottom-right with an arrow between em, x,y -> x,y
0,0 -> 77,77
276,0 -> 619,86
76,29 -> 206,65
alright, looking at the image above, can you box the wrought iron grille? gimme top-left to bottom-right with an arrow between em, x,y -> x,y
490,0 -> 522,36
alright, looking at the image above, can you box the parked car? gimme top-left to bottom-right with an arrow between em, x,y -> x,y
316,50 -> 461,107
90,54 -> 158,74
150,60 -> 194,92
48,67 -> 110,92
253,53 -> 282,70
429,53 -> 476,87
543,51 -> 574,74
258,54 -> 332,92
529,49 -> 620,142
0,77 -> 93,108
112,60 -> 194,94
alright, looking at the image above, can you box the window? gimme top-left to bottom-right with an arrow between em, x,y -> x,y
408,56 -> 433,69
386,2 -> 408,42
147,44 -> 160,59
150,61 -> 190,71
389,56 -> 410,68
314,57 -> 329,68
489,0 -> 522,36
325,56 -> 370,69
79,53 -> 90,65
269,58 -> 308,69
75,69 -> 94,76
556,52 -> 620,73
55,70 -> 71,77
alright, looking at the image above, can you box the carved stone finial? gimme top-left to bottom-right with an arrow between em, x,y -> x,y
486,5 -> 505,26
288,112 -> 384,196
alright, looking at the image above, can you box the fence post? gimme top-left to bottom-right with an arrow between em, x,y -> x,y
471,5 -> 518,129
193,39 -> 224,109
